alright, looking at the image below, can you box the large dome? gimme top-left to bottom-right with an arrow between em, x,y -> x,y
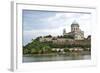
71,21 -> 79,27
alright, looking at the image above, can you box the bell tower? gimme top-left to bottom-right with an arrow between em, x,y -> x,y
63,28 -> 66,35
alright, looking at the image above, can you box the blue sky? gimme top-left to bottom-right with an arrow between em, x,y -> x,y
22,10 -> 92,45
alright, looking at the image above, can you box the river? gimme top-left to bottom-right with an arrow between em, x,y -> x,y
23,53 -> 91,63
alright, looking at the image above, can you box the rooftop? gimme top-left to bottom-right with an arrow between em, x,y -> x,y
71,21 -> 79,27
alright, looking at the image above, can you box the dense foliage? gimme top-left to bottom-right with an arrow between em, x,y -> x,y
23,36 -> 91,54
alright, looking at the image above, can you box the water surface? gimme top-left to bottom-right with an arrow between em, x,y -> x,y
23,53 -> 91,63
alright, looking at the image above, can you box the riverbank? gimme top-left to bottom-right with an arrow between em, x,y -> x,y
23,51 -> 91,57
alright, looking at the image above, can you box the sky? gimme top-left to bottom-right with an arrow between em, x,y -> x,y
22,10 -> 92,46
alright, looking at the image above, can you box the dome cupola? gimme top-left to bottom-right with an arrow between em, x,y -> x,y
71,21 -> 79,32
71,21 -> 79,27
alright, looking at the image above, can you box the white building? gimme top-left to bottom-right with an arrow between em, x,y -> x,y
63,21 -> 84,40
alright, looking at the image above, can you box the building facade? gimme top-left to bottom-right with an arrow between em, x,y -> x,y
63,21 -> 84,40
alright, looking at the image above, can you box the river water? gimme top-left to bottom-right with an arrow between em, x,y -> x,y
23,53 -> 91,63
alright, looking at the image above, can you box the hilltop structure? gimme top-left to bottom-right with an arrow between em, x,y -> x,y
23,21 -> 91,56
39,21 -> 84,43
63,21 -> 84,40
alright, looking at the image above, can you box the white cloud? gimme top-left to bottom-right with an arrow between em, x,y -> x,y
24,27 -> 65,37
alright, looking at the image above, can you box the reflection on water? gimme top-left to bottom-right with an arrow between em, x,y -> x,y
23,53 -> 91,63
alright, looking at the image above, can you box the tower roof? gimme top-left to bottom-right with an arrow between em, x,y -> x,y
71,21 -> 79,27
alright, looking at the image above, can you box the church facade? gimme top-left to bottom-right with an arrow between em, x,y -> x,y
63,21 -> 84,40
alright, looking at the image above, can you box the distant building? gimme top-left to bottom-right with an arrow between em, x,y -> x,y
39,21 -> 84,43
39,37 -> 52,42
63,21 -> 84,40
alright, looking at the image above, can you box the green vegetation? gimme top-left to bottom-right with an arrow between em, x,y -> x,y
23,40 -> 52,54
44,35 -> 52,38
23,36 -> 91,55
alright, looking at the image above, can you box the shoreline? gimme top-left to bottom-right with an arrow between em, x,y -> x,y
23,51 -> 91,57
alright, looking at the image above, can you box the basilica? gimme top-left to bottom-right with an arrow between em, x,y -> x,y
63,21 -> 84,40
39,21 -> 85,43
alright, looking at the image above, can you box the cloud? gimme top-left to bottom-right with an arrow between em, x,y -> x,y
23,27 -> 64,45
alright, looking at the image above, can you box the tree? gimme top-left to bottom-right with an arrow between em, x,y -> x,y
44,35 -> 52,38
